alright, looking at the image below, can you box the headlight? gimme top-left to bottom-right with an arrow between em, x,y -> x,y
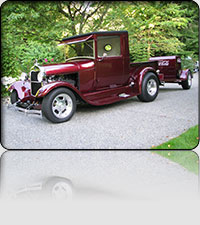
37,71 -> 44,82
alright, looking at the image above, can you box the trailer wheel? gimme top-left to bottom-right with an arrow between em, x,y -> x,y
137,72 -> 159,102
42,87 -> 76,123
181,72 -> 192,90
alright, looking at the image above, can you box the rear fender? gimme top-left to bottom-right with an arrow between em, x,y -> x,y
135,67 -> 159,93
180,69 -> 193,80
8,80 -> 32,101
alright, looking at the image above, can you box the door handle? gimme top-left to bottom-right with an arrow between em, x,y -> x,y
97,58 -> 103,62
97,54 -> 107,62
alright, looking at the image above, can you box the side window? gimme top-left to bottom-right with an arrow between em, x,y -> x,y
97,36 -> 121,57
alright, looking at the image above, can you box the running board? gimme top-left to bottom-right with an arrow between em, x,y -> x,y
118,93 -> 130,98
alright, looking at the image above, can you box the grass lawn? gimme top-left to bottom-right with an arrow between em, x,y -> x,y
151,125 -> 199,175
152,125 -> 199,150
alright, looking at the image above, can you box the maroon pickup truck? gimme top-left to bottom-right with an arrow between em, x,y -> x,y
8,31 -> 192,123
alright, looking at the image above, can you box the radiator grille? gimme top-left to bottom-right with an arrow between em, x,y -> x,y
31,71 -> 42,96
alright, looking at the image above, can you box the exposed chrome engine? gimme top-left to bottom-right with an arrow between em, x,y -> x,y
46,74 -> 78,87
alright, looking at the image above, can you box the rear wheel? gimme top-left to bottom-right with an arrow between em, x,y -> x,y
42,87 -> 76,123
181,72 -> 192,89
137,72 -> 159,102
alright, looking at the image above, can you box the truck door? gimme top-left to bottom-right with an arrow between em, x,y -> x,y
95,35 -> 124,89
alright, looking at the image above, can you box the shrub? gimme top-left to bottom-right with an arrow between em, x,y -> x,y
181,56 -> 196,71
1,41 -> 65,97
16,41 -> 65,74
2,41 -> 65,77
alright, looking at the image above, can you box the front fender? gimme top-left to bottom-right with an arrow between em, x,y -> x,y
8,80 -> 32,100
36,81 -> 83,99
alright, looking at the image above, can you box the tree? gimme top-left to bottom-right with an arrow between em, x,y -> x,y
1,1 -> 199,81
1,1 -> 110,43
1,1 -> 110,77
177,1 -> 199,59
101,1 -> 191,61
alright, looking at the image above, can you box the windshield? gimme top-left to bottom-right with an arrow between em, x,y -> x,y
62,40 -> 94,60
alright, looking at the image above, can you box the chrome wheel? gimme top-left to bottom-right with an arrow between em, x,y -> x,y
147,79 -> 157,96
137,72 -> 159,102
51,182 -> 73,200
42,88 -> 76,123
52,93 -> 73,119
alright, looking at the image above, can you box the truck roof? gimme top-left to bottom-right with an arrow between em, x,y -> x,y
62,30 -> 128,42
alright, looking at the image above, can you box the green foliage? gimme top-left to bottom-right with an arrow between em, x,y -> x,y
1,85 -> 10,97
2,39 -> 65,77
181,57 -> 196,71
1,0 -> 199,90
1,1 -> 109,79
1,32 -> 23,79
177,1 -> 199,57
16,42 -> 65,74
102,1 -> 193,62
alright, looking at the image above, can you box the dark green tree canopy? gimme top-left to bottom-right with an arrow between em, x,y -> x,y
1,1 -> 199,79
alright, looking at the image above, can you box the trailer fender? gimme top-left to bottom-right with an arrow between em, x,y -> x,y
180,69 -> 193,81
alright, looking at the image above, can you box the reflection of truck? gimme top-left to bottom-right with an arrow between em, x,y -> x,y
11,177 -> 73,201
8,31 -> 193,123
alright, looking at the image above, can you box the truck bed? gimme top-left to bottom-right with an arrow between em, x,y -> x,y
130,61 -> 158,68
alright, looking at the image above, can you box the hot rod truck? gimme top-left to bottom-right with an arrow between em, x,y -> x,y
8,31 -> 192,123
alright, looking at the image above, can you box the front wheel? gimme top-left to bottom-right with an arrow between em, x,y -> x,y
181,72 -> 192,90
42,88 -> 76,123
43,177 -> 73,201
10,89 -> 19,104
137,72 -> 159,102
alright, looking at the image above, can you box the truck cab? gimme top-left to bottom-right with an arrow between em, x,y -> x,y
58,31 -> 131,91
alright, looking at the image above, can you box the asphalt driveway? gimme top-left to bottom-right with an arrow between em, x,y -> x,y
1,73 -> 198,149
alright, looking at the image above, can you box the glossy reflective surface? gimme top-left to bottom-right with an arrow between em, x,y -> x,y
147,79 -> 157,96
8,31 -> 191,108
52,93 -> 73,119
